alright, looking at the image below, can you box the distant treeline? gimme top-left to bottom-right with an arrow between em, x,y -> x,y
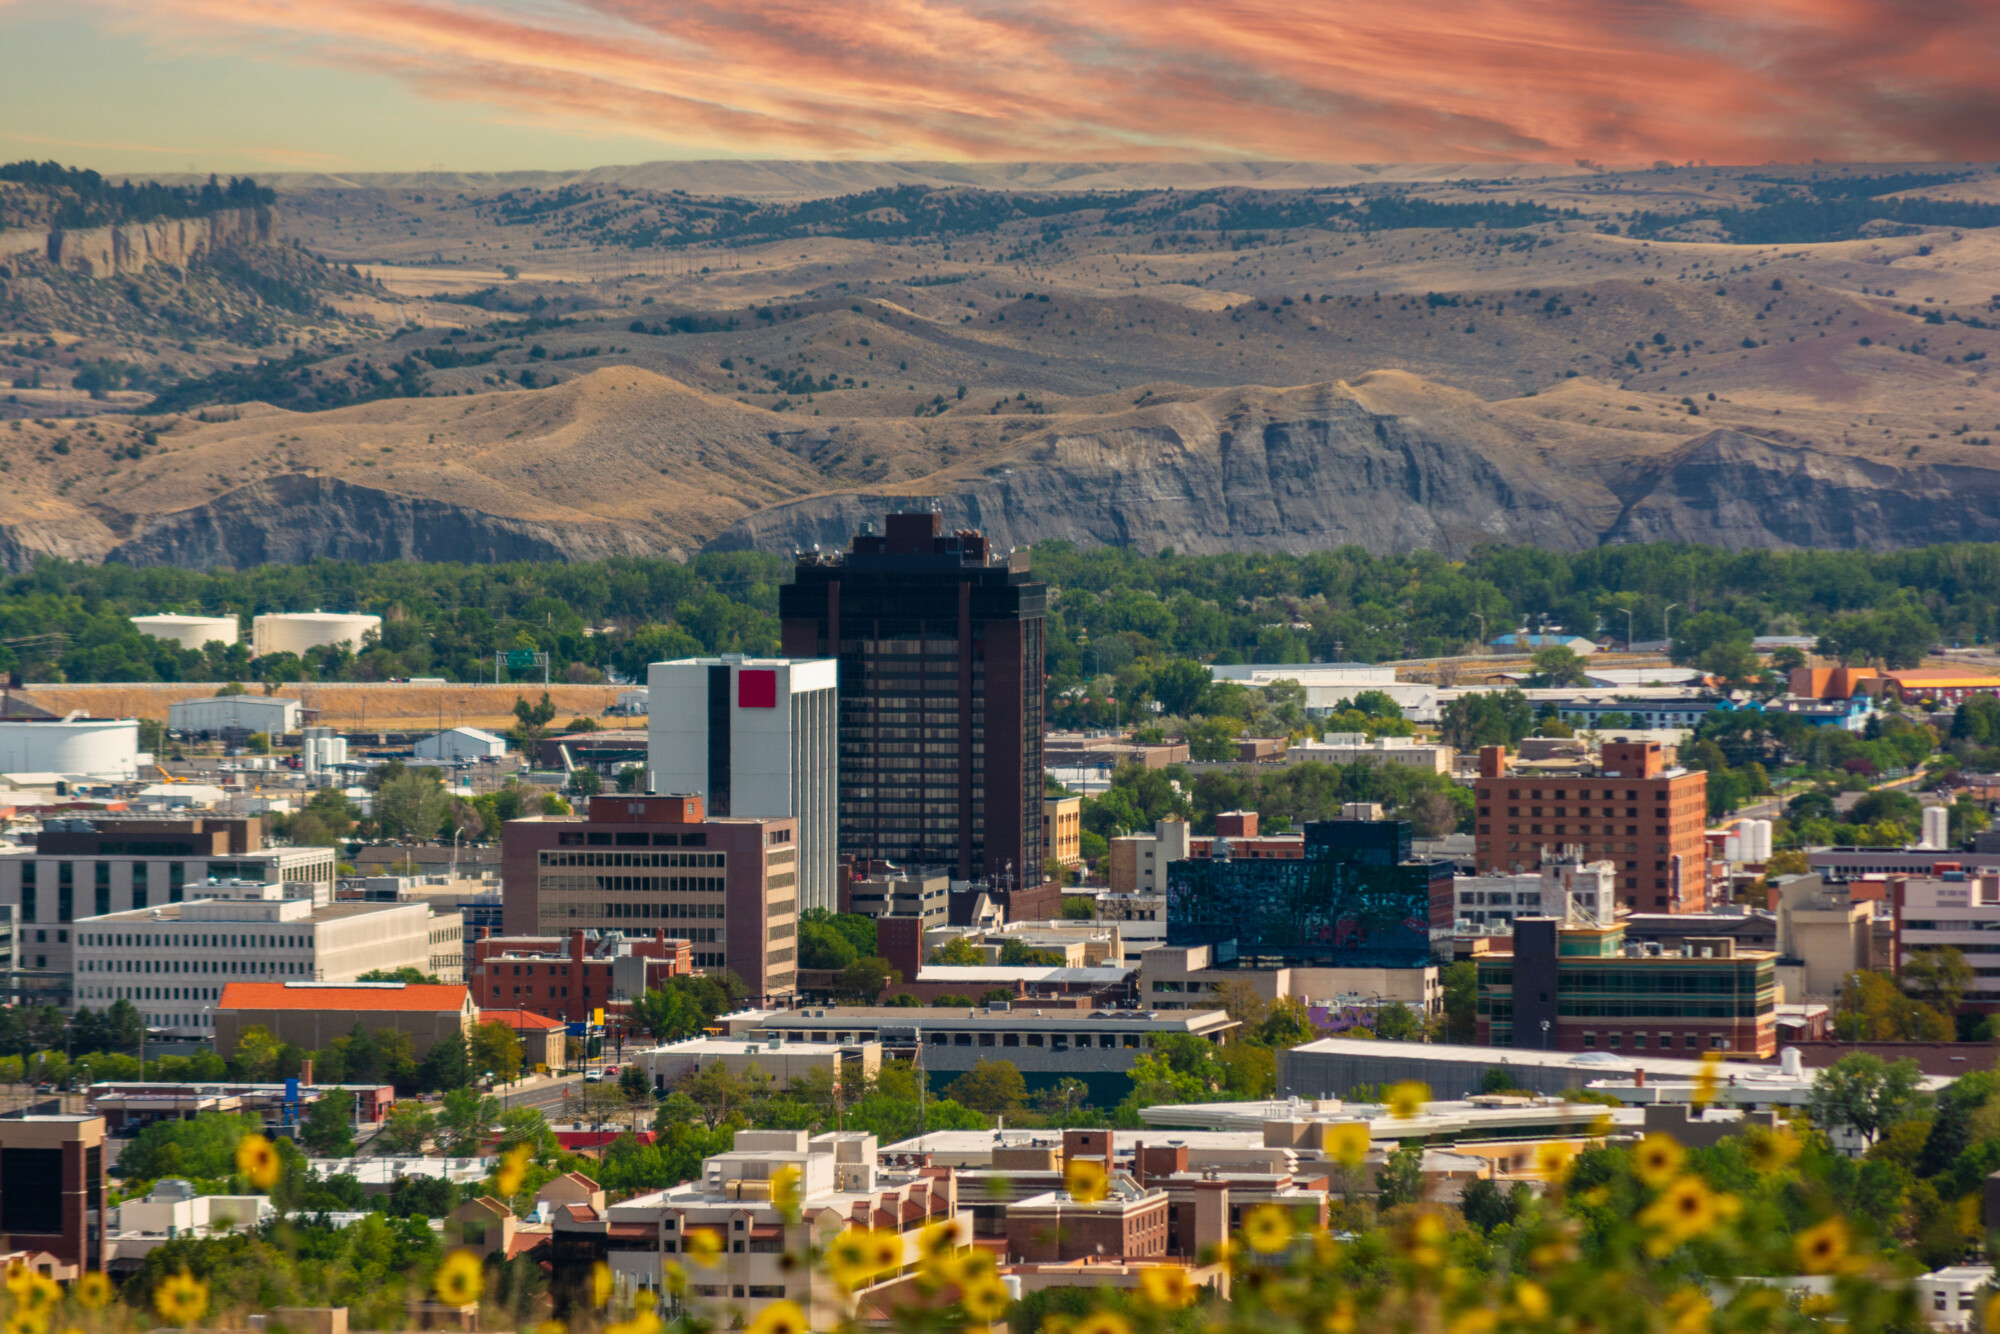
3,541 -> 1997,686
0,161 -> 275,230
1625,170 -> 2000,244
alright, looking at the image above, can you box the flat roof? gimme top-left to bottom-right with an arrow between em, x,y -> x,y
754,1007 -> 1233,1031
219,982 -> 470,1011
912,965 -> 1133,983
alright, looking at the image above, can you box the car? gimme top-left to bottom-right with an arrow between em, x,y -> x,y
584,1070 -> 604,1083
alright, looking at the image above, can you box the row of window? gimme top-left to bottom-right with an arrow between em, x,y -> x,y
541,901 -> 732,925
539,875 -> 725,894
79,930 -> 307,948
81,957 -> 307,977
540,851 -> 724,867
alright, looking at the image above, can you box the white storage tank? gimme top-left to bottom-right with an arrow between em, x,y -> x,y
1754,819 -> 1774,862
1723,833 -> 1742,863
0,717 -> 140,780
1921,806 -> 1951,851
130,614 -> 240,651
252,611 -> 382,658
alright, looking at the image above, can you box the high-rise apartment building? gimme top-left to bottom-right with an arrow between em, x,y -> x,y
780,511 -> 1046,886
648,655 -> 837,913
501,794 -> 799,1002
1473,741 -> 1710,912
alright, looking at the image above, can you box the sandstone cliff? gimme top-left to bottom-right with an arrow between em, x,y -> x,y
0,206 -> 276,279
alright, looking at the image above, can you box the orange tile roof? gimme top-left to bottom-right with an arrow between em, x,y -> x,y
219,982 -> 470,1012
479,1008 -> 568,1030
1883,671 -> 2000,687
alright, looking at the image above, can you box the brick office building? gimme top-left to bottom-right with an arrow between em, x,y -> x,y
0,1112 -> 107,1276
780,511 -> 1046,892
469,928 -> 693,1023
501,794 -> 799,1003
1473,741 -> 1709,912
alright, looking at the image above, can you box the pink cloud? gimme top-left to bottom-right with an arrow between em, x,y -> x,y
98,0 -> 2000,161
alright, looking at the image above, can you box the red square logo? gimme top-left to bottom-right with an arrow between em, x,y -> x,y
737,669 -> 777,708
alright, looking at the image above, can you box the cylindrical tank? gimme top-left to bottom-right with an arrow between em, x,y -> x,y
0,718 -> 140,779
252,611 -> 382,658
129,614 -> 240,651
1723,834 -> 1741,862
1759,819 -> 1776,861
1922,806 -> 1951,850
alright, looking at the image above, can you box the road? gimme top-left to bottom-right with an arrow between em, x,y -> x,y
497,1072 -> 587,1117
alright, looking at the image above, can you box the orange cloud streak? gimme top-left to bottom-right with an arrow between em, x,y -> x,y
103,0 -> 2000,161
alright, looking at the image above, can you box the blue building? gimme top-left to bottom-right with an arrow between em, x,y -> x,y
1165,819 -> 1451,968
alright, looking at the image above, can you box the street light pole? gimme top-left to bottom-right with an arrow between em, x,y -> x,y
1622,608 -> 1634,652
1663,603 -> 1680,646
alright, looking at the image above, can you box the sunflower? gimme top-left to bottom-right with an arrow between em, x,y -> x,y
434,1249 -> 486,1306
606,1312 -> 663,1334
746,1301 -> 807,1334
960,1276 -> 1013,1322
826,1230 -> 877,1290
1323,1121 -> 1371,1170
152,1272 -> 208,1328
1387,1082 -> 1431,1119
495,1143 -> 531,1199
1323,1298 -> 1357,1334
947,1248 -> 999,1288
1742,1127 -> 1801,1175
1138,1266 -> 1197,1309
1639,1177 -> 1721,1253
1692,1052 -> 1722,1111
5,1314 -> 45,1334
536,1321 -> 569,1334
1240,1204 -> 1294,1254
589,1261 -> 615,1309
682,1228 -> 723,1268
1072,1313 -> 1133,1334
12,1274 -> 59,1317
1633,1132 -> 1685,1188
1064,1157 -> 1109,1204
235,1132 -> 281,1191
1794,1218 -> 1850,1274
1987,1294 -> 2000,1334
1447,1310 -> 1497,1334
1665,1289 -> 1712,1334
661,1262 -> 688,1299
1400,1213 -> 1448,1268
1511,1281 -> 1549,1319
771,1164 -> 802,1219
1535,1140 -> 1580,1182
863,1228 -> 904,1276
916,1220 -> 961,1278
73,1273 -> 114,1311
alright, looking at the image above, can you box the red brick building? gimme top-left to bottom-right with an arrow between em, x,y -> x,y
469,930 -> 693,1024
1473,741 -> 1710,912
501,794 -> 799,1002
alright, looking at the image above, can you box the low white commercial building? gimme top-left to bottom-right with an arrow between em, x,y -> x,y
414,726 -> 508,762
1453,859 -> 1618,930
1892,872 -> 2000,1006
1210,664 -> 1440,723
1287,734 -> 1453,774
1916,1266 -> 1991,1329
167,695 -> 302,737
70,895 -> 456,1036
129,615 -> 240,651
0,718 -> 140,781
109,1179 -> 271,1260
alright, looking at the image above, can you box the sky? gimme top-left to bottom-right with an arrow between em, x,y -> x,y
1,0 -> 1997,176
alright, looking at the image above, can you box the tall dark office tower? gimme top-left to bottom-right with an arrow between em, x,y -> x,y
781,512 -> 1046,887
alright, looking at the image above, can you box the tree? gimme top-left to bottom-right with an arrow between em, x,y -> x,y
799,920 -> 860,971
357,967 -> 442,985
121,1111 -> 262,1181
1258,997 -> 1316,1048
1373,1002 -> 1423,1042
301,1088 -> 356,1156
1440,690 -> 1534,751
1808,1053 -> 1926,1146
1460,1177 -> 1530,1234
417,1032 -> 471,1093
1441,962 -> 1478,1044
373,1103 -> 436,1154
1060,896 -> 1096,920
998,939 -> 1065,966
1529,645 -> 1590,687
436,1086 -> 500,1155
469,1021 -> 525,1085
945,1059 -> 1026,1114
1901,947 -> 1973,1016
837,956 -> 900,999
678,1062 -> 769,1129
1376,1141 -> 1425,1208
1187,716 -> 1245,762
928,937 -> 982,966
497,1106 -> 557,1157
376,771 -> 450,842
1032,1077 -> 1091,1123
1151,659 -> 1212,717
565,767 -> 602,797
513,692 -> 558,749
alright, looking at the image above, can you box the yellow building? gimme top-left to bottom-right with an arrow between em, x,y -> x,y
1044,796 -> 1082,867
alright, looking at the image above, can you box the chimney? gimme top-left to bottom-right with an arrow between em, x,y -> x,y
1192,1181 -> 1230,1256
1633,1068 -> 1644,1088
300,1058 -> 314,1085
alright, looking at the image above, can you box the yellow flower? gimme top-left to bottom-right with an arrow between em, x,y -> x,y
589,1261 -> 615,1309
826,1229 -> 877,1290
1240,1204 -> 1294,1254
235,1132 -> 281,1192
495,1142 -> 531,1199
746,1300 -> 808,1334
1692,1052 -> 1722,1111
661,1262 -> 688,1299
948,1248 -> 999,1288
1139,1266 -> 1198,1309
960,1276 -> 1013,1322
1743,1126 -> 1801,1175
13,1274 -> 60,1316
1064,1157 -> 1108,1203
864,1228 -> 904,1276
1072,1314 -> 1132,1334
73,1272 -> 115,1310
607,1312 -> 662,1334
1639,1177 -> 1721,1253
5,1315 -> 46,1334
1794,1218 -> 1850,1274
1311,1227 -> 1343,1264
1387,1082 -> 1430,1119
152,1272 -> 209,1328
683,1227 -> 723,1268
434,1249 -> 486,1306
1323,1299 -> 1356,1334
1447,1310 -> 1497,1334
1535,1141 -> 1580,1182
1665,1289 -> 1712,1334
1323,1121 -> 1371,1170
1633,1133 -> 1684,1188
536,1322 -> 569,1334
771,1164 -> 802,1219
1986,1293 -> 2000,1334
1511,1281 -> 1549,1319
1401,1213 -> 1448,1268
